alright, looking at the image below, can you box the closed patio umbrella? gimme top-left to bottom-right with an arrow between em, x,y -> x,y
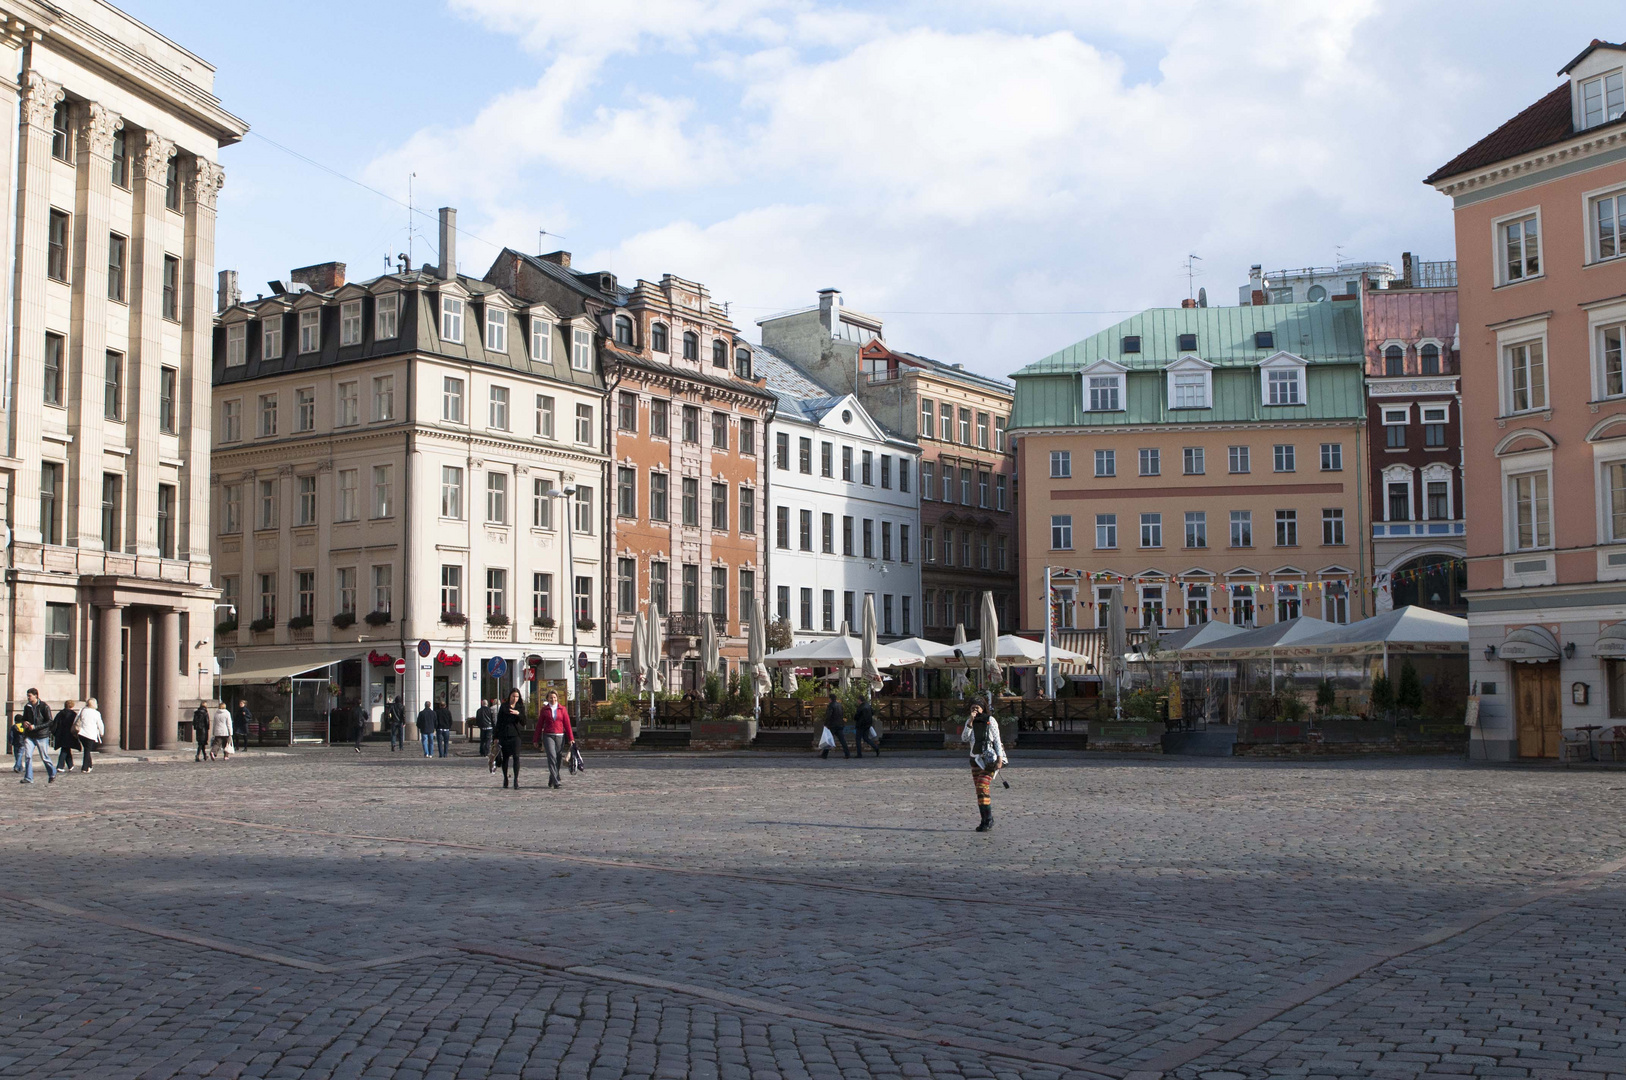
861,593 -> 881,691
645,605 -> 664,695
748,602 -> 770,700
701,611 -> 720,681
979,591 -> 1000,692
951,623 -> 970,694
630,609 -> 647,692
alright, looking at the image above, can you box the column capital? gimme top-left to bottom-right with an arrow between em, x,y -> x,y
186,158 -> 225,213
79,102 -> 119,159
20,69 -> 61,131
137,130 -> 175,183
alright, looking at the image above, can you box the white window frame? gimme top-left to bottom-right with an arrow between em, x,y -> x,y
1599,452 -> 1626,545
536,394 -> 555,438
375,293 -> 399,340
1138,447 -> 1160,477
1503,339 -> 1548,415
1494,314 -> 1550,416
486,306 -> 507,352
262,318 -> 282,360
1506,467 -> 1552,552
1491,205 -> 1542,287
1260,354 -> 1306,407
442,376 -> 465,423
372,464 -> 393,519
441,295 -> 464,343
1082,360 -> 1126,413
294,387 -> 315,432
372,375 -> 395,422
1094,449 -> 1115,477
530,314 -> 551,361
297,308 -> 320,354
1578,67 -> 1626,131
441,465 -> 464,520
339,300 -> 362,346
1165,356 -> 1212,410
489,385 -> 510,430
1587,296 -> 1626,401
336,469 -> 358,522
1420,463 -> 1454,521
1140,512 -> 1162,549
1050,514 -> 1073,551
486,471 -> 508,526
572,326 -> 592,372
1095,513 -> 1117,550
1049,450 -> 1071,478
1320,442 -> 1343,471
336,381 -> 358,427
1587,182 -> 1626,266
225,322 -> 246,367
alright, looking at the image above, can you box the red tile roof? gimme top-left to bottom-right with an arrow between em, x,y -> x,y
1424,85 -> 1576,186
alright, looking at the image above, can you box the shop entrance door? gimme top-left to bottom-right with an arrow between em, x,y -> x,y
1514,661 -> 1561,759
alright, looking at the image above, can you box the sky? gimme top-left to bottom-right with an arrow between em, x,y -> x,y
122,0 -> 1621,380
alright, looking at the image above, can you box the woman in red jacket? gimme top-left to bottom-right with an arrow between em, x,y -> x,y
532,689 -> 575,789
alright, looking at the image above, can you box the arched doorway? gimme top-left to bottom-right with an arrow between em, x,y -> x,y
1390,554 -> 1466,614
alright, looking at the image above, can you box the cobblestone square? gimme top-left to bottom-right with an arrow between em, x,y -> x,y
3,749 -> 1624,1080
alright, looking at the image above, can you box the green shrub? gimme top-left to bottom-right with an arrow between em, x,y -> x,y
1396,660 -> 1423,715
1370,673 -> 1395,717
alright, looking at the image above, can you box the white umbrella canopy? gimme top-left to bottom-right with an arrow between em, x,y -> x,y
766,635 -> 923,668
701,612 -> 720,679
748,603 -> 771,698
1104,585 -> 1127,681
889,637 -> 957,663
958,634 -> 1092,666
979,591 -> 1000,686
861,593 -> 882,689
645,605 -> 664,694
783,666 -> 799,694
630,611 -> 647,691
951,623 -> 970,693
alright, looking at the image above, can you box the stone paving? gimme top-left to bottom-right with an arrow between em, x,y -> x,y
3,748 -> 1625,1079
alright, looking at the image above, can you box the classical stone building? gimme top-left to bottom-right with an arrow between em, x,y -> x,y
0,1 -> 244,747
212,214 -> 606,739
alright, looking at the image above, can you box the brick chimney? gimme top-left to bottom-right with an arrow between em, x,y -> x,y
539,250 -> 571,268
1400,251 -> 1414,288
217,269 -> 240,312
290,262 -> 345,292
818,288 -> 841,332
1181,298 -> 1197,309
438,207 -> 457,281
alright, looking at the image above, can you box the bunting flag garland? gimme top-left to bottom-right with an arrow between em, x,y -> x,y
1055,557 -> 1466,612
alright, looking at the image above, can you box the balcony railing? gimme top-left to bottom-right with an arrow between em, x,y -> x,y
665,611 -> 728,637
1372,521 -> 1465,538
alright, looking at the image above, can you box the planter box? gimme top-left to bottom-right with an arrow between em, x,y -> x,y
691,718 -> 756,750
581,716 -> 640,751
1086,720 -> 1164,752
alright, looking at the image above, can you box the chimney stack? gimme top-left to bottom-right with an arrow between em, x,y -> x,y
539,250 -> 571,268
1400,251 -> 1414,288
817,288 -> 841,332
217,269 -> 240,312
438,207 -> 457,281
289,262 -> 346,293
1181,298 -> 1197,309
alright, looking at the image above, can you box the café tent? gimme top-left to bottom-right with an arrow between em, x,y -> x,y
1278,606 -> 1469,658
1148,620 -> 1245,653
764,636 -> 923,669
951,634 -> 1093,668
1176,616 -> 1337,660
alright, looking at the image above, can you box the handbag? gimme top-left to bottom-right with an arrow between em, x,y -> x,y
569,744 -> 585,773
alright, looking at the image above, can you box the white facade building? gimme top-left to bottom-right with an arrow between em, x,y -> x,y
758,346 -> 921,643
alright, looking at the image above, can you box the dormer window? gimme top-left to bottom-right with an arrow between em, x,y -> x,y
1266,369 -> 1301,405
1177,333 -> 1198,352
225,323 -> 246,368
1087,374 -> 1122,411
1166,356 -> 1213,410
712,339 -> 727,368
441,295 -> 464,343
298,309 -> 320,354
614,315 -> 633,346
1255,331 -> 1274,349
735,347 -> 752,379
375,294 -> 399,340
340,300 -> 363,346
1122,335 -> 1141,353
1581,69 -> 1625,129
486,307 -> 507,352
651,322 -> 669,353
530,314 -> 552,361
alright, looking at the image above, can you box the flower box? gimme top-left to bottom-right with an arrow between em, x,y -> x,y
331,612 -> 356,629
364,610 -> 393,627
440,611 -> 469,627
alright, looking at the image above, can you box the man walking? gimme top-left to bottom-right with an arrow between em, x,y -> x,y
476,698 -> 496,763
853,693 -> 880,758
386,697 -> 405,752
417,700 -> 436,756
350,700 -> 368,754
231,699 -> 252,752
434,699 -> 453,758
821,692 -> 849,760
53,700 -> 79,772
17,689 -> 56,784
191,701 -> 211,762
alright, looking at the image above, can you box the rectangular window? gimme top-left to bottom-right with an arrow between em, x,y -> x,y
440,565 -> 462,615
1595,190 -> 1626,264
617,391 -> 637,432
486,308 -> 507,352
259,573 -> 278,622
223,323 -> 246,371
107,233 -> 126,302
902,596 -> 913,635
711,482 -> 728,530
530,316 -> 550,360
651,473 -> 669,522
297,475 -> 317,526
1095,513 -> 1117,549
713,411 -> 729,449
818,511 -> 834,553
1231,587 -> 1254,628
220,481 -> 239,536
960,469 -> 971,504
1050,514 -> 1073,550
486,385 -> 509,430
1608,462 -> 1626,541
1182,447 -> 1205,475
1273,444 -> 1295,473
258,393 -> 278,438
111,127 -> 128,186
682,477 -> 699,526
1230,510 -> 1252,547
711,568 -> 728,626
883,595 -> 894,636
1424,416 -> 1447,447
1050,450 -> 1071,478
1139,448 -> 1160,476
976,412 -> 989,447
1581,69 -> 1625,129
157,484 -> 176,558
39,462 -> 62,545
882,455 -> 894,490
537,571 -> 558,621
861,450 -> 874,485
164,154 -> 180,211
296,571 -> 316,619
486,568 -> 508,619
442,377 -> 464,423
1510,471 -> 1551,550
574,577 -> 593,626
995,473 -> 1006,510
900,523 -> 911,563
841,445 -> 854,481
995,417 -> 1006,452
1506,341 -> 1546,413
882,521 -> 893,561
977,470 -> 988,507
1275,585 -> 1301,623
799,588 -> 813,630
653,564 -> 670,615
47,209 -> 69,282
486,471 -> 507,525
1185,511 -> 1206,548
740,417 -> 756,454
617,467 -> 636,518
739,486 -> 755,534
1426,481 -> 1449,521
337,469 -> 357,522
441,295 -> 464,343
258,479 -> 277,530
843,591 -> 855,629
820,589 -> 834,632
817,441 -> 833,478
1186,585 -> 1209,626
159,367 -> 177,433
220,398 -> 241,442
1320,443 -> 1342,471
1266,369 -> 1301,405
292,388 -> 315,432
682,565 -> 699,613
572,327 -> 592,371
1228,445 -> 1250,474
920,399 -> 934,438
337,382 -> 361,428
1322,508 -> 1345,545
373,375 -> 395,421
295,309 -> 320,354
941,528 -> 954,566
102,351 -> 124,420
340,300 -> 362,345
798,437 -> 813,474
1094,449 -> 1115,477
441,466 -> 464,519
375,293 -> 399,340
1141,587 -> 1164,630
1387,423 -> 1407,449
536,394 -> 555,438
43,333 -> 63,406
739,569 -> 755,626
1172,372 -> 1208,409
1140,512 -> 1162,548
959,408 -> 971,443
573,486 -> 594,533
995,535 -> 1006,571
1501,214 -> 1540,282
940,403 -> 953,441
682,406 -> 700,444
1088,375 -> 1120,411
336,568 -> 356,617
921,461 -> 934,500
44,603 -> 72,671
802,510 -> 816,552
372,465 -> 393,518
1275,510 -> 1298,547
923,525 -> 935,562
575,403 -> 594,445
533,478 -> 554,529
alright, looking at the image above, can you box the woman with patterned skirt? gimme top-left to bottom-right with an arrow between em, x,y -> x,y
962,702 -> 1007,832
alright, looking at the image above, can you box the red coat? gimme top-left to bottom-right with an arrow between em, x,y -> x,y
533,703 -> 574,743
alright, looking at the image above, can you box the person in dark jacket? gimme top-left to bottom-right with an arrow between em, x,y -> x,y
191,702 -> 211,762
433,700 -> 453,758
822,693 -> 849,760
852,695 -> 880,758
53,700 -> 80,772
231,700 -> 252,752
417,701 -> 436,757
17,690 -> 56,783
494,689 -> 526,789
349,701 -> 369,753
476,698 -> 496,762
386,697 -> 406,751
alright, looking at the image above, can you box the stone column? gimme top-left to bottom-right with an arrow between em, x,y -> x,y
8,70 -> 63,541
68,103 -> 118,549
0,31 -> 27,458
129,131 -> 175,558
153,608 -> 179,749
180,159 -> 223,563
97,605 -> 125,749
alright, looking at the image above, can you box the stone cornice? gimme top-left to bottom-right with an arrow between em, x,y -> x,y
1431,123 -> 1626,198
1366,377 -> 1459,397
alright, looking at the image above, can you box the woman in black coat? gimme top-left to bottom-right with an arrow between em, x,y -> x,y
494,689 -> 526,789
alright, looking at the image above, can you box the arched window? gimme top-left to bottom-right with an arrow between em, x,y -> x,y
682,331 -> 698,360
1390,554 -> 1466,613
614,315 -> 633,346
1384,345 -> 1404,376
734,347 -> 751,379
1420,343 -> 1440,375
712,339 -> 727,367
651,322 -> 669,353
1306,284 -> 1328,302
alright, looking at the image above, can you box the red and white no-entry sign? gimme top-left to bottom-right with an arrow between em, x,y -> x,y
393,657 -> 407,675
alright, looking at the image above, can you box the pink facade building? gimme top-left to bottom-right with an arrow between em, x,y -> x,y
1429,40 -> 1626,759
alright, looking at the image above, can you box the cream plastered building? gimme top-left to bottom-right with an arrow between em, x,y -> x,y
0,1 -> 244,748
211,229 -> 606,736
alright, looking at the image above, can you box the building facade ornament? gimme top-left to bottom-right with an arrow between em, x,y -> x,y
20,69 -> 62,130
81,102 -> 117,158
138,130 -> 175,182
187,157 -> 225,211
1367,378 -> 1459,397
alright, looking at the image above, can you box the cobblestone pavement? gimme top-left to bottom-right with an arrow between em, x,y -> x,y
3,749 -> 1624,1079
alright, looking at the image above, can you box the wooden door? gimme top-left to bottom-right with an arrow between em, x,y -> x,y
1514,662 -> 1561,758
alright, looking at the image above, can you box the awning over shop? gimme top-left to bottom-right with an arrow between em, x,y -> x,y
1593,622 -> 1626,659
1498,625 -> 1560,663
217,649 -> 365,683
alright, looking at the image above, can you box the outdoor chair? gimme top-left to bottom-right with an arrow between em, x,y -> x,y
1600,726 -> 1626,763
1560,731 -> 1595,762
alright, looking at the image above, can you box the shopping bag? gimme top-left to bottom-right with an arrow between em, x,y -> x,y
817,728 -> 835,749
569,743 -> 585,774
867,726 -> 879,742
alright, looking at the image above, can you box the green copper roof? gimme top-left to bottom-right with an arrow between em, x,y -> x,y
1011,301 -> 1366,429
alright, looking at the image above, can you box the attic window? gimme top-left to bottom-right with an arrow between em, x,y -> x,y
1178,333 -> 1198,352
1581,70 -> 1625,129
1122,335 -> 1141,353
1255,331 -> 1275,349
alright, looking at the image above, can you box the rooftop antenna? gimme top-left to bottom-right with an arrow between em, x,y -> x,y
1335,243 -> 1346,270
537,228 -> 568,254
1184,254 -> 1203,301
407,172 -> 417,267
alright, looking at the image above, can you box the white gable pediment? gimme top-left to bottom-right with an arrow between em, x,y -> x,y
1259,350 -> 1308,370
1081,358 -> 1128,377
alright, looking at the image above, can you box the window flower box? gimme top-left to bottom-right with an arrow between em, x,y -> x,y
249,616 -> 275,634
331,611 -> 356,629
364,610 -> 393,627
440,611 -> 469,627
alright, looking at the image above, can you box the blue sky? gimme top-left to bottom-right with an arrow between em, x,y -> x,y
123,0 -> 1624,379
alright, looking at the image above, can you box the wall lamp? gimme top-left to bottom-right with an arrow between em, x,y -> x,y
1483,644 -> 1497,661
1563,642 -> 1577,659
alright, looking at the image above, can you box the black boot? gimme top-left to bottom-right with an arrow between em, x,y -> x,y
975,805 -> 992,832
821,748 -> 829,759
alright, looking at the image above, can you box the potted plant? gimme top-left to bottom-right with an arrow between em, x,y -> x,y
440,611 -> 469,627
364,610 -> 393,627
287,614 -> 314,630
532,615 -> 556,629
249,616 -> 275,633
486,612 -> 511,627
576,617 -> 596,631
331,611 -> 356,629
215,617 -> 238,635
